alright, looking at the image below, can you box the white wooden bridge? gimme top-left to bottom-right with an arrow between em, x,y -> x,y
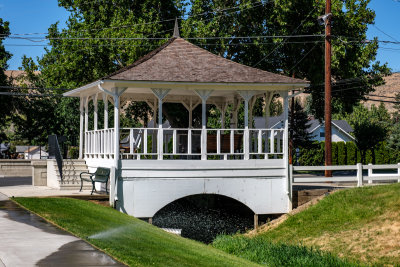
64,31 -> 308,222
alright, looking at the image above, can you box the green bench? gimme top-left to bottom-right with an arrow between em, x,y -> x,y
80,167 -> 110,195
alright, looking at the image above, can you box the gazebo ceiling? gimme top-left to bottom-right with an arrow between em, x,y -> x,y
64,37 -> 308,98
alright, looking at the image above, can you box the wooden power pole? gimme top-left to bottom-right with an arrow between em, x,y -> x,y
324,0 -> 332,177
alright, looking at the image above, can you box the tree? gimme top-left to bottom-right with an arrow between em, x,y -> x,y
346,104 -> 390,163
182,0 -> 390,117
15,0 -> 390,143
289,99 -> 314,163
0,18 -> 12,142
290,99 -> 314,148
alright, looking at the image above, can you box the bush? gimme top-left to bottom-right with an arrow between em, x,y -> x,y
68,146 -> 79,159
337,142 -> 346,165
332,142 -> 338,165
346,142 -> 357,165
297,141 -> 399,165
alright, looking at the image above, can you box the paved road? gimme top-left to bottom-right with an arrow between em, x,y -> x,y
0,177 -> 32,187
0,193 -> 125,267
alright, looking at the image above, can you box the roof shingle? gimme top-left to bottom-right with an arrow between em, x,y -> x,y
104,38 -> 307,84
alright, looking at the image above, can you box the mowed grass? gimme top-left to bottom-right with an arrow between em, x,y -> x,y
14,197 -> 260,267
213,183 -> 400,266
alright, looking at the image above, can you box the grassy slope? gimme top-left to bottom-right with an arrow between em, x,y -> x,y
14,197 -> 259,267
214,183 -> 400,266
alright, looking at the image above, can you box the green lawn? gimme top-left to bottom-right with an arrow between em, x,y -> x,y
14,197 -> 259,267
213,183 -> 400,266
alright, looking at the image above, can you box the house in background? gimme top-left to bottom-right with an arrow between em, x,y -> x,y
254,115 -> 355,143
16,146 -> 48,159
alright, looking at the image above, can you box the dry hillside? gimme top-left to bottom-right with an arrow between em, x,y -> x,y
363,72 -> 400,112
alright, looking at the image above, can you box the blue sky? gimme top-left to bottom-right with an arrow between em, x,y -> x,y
1,0 -> 400,72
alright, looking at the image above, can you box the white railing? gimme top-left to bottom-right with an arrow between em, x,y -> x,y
84,127 -> 285,160
292,163 -> 400,186
85,128 -> 115,158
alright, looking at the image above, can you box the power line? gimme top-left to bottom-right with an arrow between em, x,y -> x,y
0,92 -> 63,97
253,5 -> 319,67
4,40 -> 326,48
371,25 -> 399,43
1,1 -> 265,37
6,34 -> 325,42
287,42 -> 320,73
0,86 -> 70,91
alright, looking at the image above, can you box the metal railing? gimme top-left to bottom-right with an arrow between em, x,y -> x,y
49,135 -> 63,181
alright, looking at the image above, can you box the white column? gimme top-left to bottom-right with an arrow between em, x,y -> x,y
151,89 -> 170,160
84,96 -> 89,132
103,93 -> 108,129
264,92 -> 274,129
282,91 -> 289,166
281,91 -> 290,211
84,96 -> 89,157
238,91 -> 257,160
94,93 -> 98,130
195,90 -> 213,160
79,96 -> 85,159
249,96 -> 257,129
112,88 -> 127,167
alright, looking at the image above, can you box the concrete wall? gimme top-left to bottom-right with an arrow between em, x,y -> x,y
31,161 -> 47,186
0,160 -> 33,177
113,159 -> 290,218
47,160 -> 59,189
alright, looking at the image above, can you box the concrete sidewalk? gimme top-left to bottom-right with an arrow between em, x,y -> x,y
0,193 -> 124,266
0,184 -> 100,198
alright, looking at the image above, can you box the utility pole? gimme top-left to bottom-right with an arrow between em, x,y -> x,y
324,0 -> 332,177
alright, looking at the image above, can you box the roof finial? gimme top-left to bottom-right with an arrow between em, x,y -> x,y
173,17 -> 180,38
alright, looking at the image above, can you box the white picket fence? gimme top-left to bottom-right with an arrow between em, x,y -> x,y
291,163 -> 400,187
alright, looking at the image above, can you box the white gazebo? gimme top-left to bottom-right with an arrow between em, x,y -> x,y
64,30 -> 308,222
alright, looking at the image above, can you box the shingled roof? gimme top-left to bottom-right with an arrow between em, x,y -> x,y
103,37 -> 307,84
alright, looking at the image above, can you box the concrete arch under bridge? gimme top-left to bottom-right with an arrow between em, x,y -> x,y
112,159 -> 291,219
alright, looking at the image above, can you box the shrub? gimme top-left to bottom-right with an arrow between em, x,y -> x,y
337,142 -> 346,165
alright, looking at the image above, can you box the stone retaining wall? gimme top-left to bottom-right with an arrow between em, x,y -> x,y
0,160 -> 33,177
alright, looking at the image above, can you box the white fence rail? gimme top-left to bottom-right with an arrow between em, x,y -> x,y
292,163 -> 400,186
84,127 -> 285,160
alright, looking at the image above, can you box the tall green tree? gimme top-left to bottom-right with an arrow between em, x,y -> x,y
346,104 -> 390,164
0,18 -> 12,142
16,0 -> 391,143
182,0 -> 390,117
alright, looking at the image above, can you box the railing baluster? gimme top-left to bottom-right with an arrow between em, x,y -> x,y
144,129 -> 148,154
217,129 -> 221,154
270,129 -> 275,154
158,128 -> 163,160
188,129 -> 192,155
173,130 -> 177,154
258,130 -> 262,154
230,130 -> 234,154
129,129 -> 134,155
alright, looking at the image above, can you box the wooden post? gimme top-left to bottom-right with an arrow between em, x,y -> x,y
357,163 -> 363,187
324,0 -> 333,177
254,214 -> 258,230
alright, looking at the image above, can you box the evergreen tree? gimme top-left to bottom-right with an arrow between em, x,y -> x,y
289,99 -> 313,149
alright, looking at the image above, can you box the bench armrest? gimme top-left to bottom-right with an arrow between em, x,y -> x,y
80,171 -> 95,180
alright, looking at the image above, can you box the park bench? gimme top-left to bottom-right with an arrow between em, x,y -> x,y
80,167 -> 110,195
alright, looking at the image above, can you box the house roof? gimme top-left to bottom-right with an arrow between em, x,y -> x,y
254,116 -> 353,134
103,37 -> 307,84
